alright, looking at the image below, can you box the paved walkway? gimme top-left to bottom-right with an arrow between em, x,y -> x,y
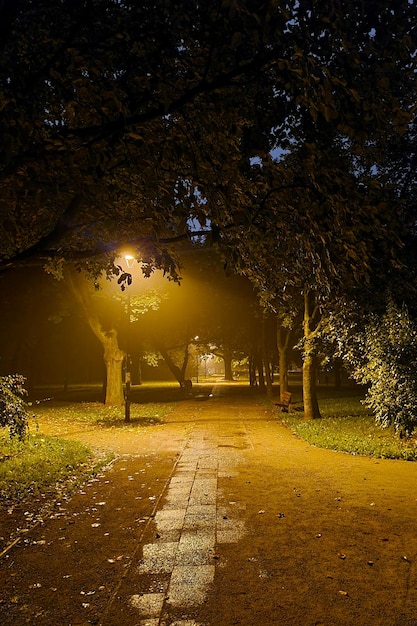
102,387 -> 251,625
1,384 -> 417,625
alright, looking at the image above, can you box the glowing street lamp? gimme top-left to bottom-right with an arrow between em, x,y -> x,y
124,254 -> 135,269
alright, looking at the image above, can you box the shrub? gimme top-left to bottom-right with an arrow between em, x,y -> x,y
350,300 -> 417,437
0,374 -> 29,439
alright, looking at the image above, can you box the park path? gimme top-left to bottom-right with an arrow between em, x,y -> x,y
1,384 -> 417,625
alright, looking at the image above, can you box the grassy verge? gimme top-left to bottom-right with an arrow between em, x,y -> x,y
30,401 -> 173,427
0,400 -> 172,501
280,392 -> 417,461
0,433 -> 94,500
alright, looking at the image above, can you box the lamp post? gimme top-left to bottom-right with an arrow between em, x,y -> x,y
124,254 -> 135,423
194,336 -> 199,383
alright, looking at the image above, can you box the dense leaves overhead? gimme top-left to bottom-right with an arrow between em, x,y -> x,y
0,0 -> 416,286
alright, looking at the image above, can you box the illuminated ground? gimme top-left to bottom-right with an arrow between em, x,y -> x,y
1,383 -> 417,625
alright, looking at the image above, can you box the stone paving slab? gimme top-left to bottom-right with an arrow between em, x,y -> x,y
126,411 -> 251,625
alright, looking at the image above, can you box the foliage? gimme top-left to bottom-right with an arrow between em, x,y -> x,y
1,1 -> 415,283
0,374 -> 29,439
326,299 -> 417,437
349,301 -> 417,437
281,394 -> 417,461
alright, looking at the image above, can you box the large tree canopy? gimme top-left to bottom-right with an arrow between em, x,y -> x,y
1,0 -> 415,283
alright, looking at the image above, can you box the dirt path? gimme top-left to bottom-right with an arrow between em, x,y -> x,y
1,385 -> 417,625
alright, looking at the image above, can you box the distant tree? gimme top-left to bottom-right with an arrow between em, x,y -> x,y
189,264 -> 261,383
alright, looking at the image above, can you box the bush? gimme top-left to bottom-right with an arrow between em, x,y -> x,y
0,374 -> 29,439
350,300 -> 417,437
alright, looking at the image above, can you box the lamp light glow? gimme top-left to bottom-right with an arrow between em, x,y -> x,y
125,254 -> 135,269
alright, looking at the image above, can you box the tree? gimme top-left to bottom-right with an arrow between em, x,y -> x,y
210,0 -> 416,413
64,263 -> 167,405
1,1 -> 415,282
64,267 -> 126,405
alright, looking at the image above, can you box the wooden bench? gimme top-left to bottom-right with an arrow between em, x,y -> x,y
275,391 -> 292,412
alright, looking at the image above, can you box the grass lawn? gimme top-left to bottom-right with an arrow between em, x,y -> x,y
30,399 -> 173,427
0,397 -> 174,501
0,432 -> 93,500
280,389 -> 417,461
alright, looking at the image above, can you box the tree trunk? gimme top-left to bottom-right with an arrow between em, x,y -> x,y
260,315 -> 273,397
278,347 -> 288,396
64,267 -> 125,406
302,291 -> 322,420
264,357 -> 273,397
249,355 -> 257,386
102,330 -> 125,405
157,345 -> 189,386
334,358 -> 342,390
277,326 -> 290,399
302,350 -> 321,420
223,348 -> 234,381
256,350 -> 265,389
136,357 -> 142,385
